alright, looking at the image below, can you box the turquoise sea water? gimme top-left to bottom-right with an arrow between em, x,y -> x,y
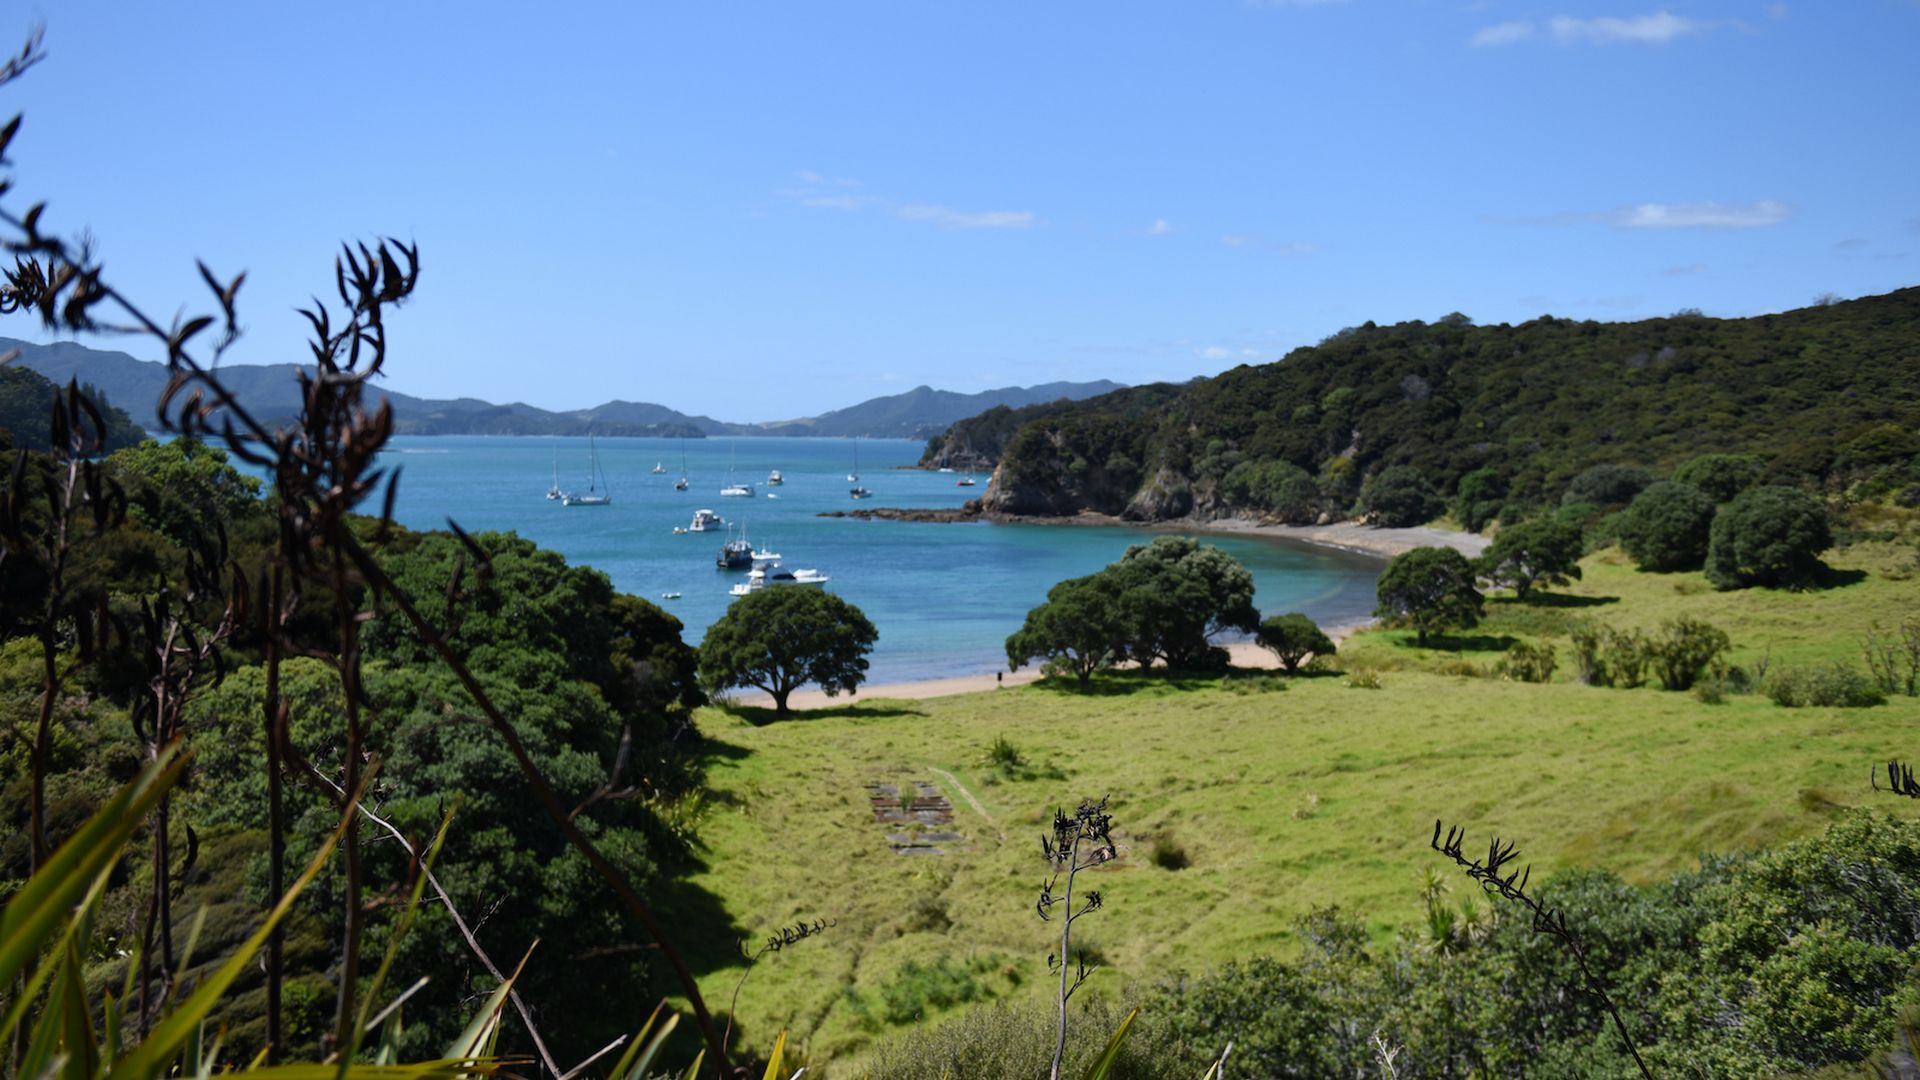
360,436 -> 1382,685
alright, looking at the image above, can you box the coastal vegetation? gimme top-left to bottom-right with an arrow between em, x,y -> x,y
698,586 -> 878,715
926,289 -> 1920,528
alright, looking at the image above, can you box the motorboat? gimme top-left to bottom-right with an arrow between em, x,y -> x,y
849,485 -> 872,499
788,568 -> 830,585
672,526 -> 688,535
767,469 -> 784,485
751,544 -> 782,563
721,481 -> 755,497
689,508 -> 724,532
660,591 -> 681,600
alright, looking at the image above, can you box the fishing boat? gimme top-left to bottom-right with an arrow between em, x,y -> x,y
561,435 -> 612,506
689,508 -> 724,532
716,525 -> 753,569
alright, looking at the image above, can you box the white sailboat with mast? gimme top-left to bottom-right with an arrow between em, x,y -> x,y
561,433 -> 612,506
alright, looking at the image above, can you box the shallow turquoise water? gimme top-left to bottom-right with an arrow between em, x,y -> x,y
357,436 -> 1381,684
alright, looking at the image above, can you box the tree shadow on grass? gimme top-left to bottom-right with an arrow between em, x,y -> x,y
1808,564 -> 1869,590
720,702 -> 928,726
1497,592 -> 1619,609
1026,669 -> 1222,697
1406,632 -> 1519,653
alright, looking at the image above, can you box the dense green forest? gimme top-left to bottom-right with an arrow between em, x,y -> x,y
0,361 -> 145,453
924,289 -> 1920,523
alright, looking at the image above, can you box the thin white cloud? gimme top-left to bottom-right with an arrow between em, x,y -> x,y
1549,12 -> 1710,45
1148,218 -> 1174,236
1221,234 -> 1318,254
1833,237 -> 1868,251
1472,11 -> 1719,48
897,205 -> 1035,230
1663,262 -> 1709,276
1610,200 -> 1790,229
1470,21 -> 1534,46
1199,345 -> 1265,362
784,174 -> 1033,230
1766,2 -> 1788,18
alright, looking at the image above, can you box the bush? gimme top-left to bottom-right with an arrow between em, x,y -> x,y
1617,480 -> 1717,571
1358,464 -> 1445,527
1346,669 -> 1384,689
1149,834 -> 1191,870
1222,459 -> 1321,523
1477,517 -> 1583,600
1255,612 -> 1336,673
1672,453 -> 1763,504
1498,639 -> 1558,683
1767,663 -> 1888,708
863,999 -> 1176,1079
1648,616 -> 1731,691
1570,622 -> 1651,687
1562,463 -> 1654,509
1375,546 -> 1484,645
1705,486 -> 1832,590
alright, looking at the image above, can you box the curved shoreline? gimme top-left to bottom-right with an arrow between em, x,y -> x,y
738,511 -> 1487,711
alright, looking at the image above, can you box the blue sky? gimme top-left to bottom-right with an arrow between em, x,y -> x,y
9,1 -> 1917,420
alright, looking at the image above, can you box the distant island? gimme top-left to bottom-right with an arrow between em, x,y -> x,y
2,336 -> 1122,442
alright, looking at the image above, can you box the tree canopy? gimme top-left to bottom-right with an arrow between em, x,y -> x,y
1376,546 -> 1484,644
698,586 -> 878,714
1475,518 -> 1582,600
1617,480 -> 1717,572
1005,575 -> 1125,689
1705,486 -> 1833,590
1255,613 -> 1336,674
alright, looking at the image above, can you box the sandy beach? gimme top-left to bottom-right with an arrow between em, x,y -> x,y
726,518 -> 1481,711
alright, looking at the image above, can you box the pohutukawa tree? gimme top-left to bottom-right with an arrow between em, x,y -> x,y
698,584 -> 877,715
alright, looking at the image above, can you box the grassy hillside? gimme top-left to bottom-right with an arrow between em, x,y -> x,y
676,543 -> 1920,1070
942,287 -> 1920,521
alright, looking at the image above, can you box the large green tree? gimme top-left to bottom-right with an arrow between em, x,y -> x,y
1705,486 -> 1832,590
1005,575 -> 1125,689
1476,518 -> 1582,600
1358,464 -> 1445,528
1671,453 -> 1762,504
699,586 -> 877,715
1103,536 -> 1260,670
1617,480 -> 1717,572
1376,546 -> 1484,644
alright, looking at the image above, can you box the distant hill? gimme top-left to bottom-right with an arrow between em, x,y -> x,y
4,337 -> 1123,440
932,287 -> 1920,522
0,360 -> 145,454
755,381 -> 1126,440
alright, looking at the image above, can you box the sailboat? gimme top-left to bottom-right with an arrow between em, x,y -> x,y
721,440 -> 754,497
651,461 -> 667,474
674,439 -> 689,491
561,434 -> 612,506
546,449 -> 564,500
847,441 -> 860,483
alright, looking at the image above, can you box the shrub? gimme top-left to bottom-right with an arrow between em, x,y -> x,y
863,999 -> 1176,1080
1222,459 -> 1321,523
1862,617 -> 1920,697
1346,669 -> 1384,689
1562,463 -> 1654,509
1617,480 -> 1717,571
1570,622 -> 1651,687
869,957 -> 992,1025
1477,518 -> 1583,599
1648,616 -> 1731,691
986,735 -> 1024,772
1358,464 -> 1445,527
1672,453 -> 1763,504
1766,664 -> 1888,708
1705,486 -> 1832,590
1498,640 -> 1558,683
1255,612 -> 1336,673
1375,546 -> 1484,645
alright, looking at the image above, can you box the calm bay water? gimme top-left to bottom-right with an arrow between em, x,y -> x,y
361,436 -> 1382,684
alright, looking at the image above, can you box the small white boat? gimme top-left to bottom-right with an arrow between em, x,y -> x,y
547,450 -> 564,500
957,474 -> 977,487
652,462 -> 667,474
937,467 -> 954,473
562,434 -> 612,506
721,481 -> 755,497
766,492 -> 779,499
689,508 -> 724,532
751,545 -> 782,563
767,469 -> 784,485
672,527 -> 688,535
789,568 -> 830,585
660,591 -> 681,600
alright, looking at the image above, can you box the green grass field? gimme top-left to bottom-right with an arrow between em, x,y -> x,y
674,543 -> 1920,1071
